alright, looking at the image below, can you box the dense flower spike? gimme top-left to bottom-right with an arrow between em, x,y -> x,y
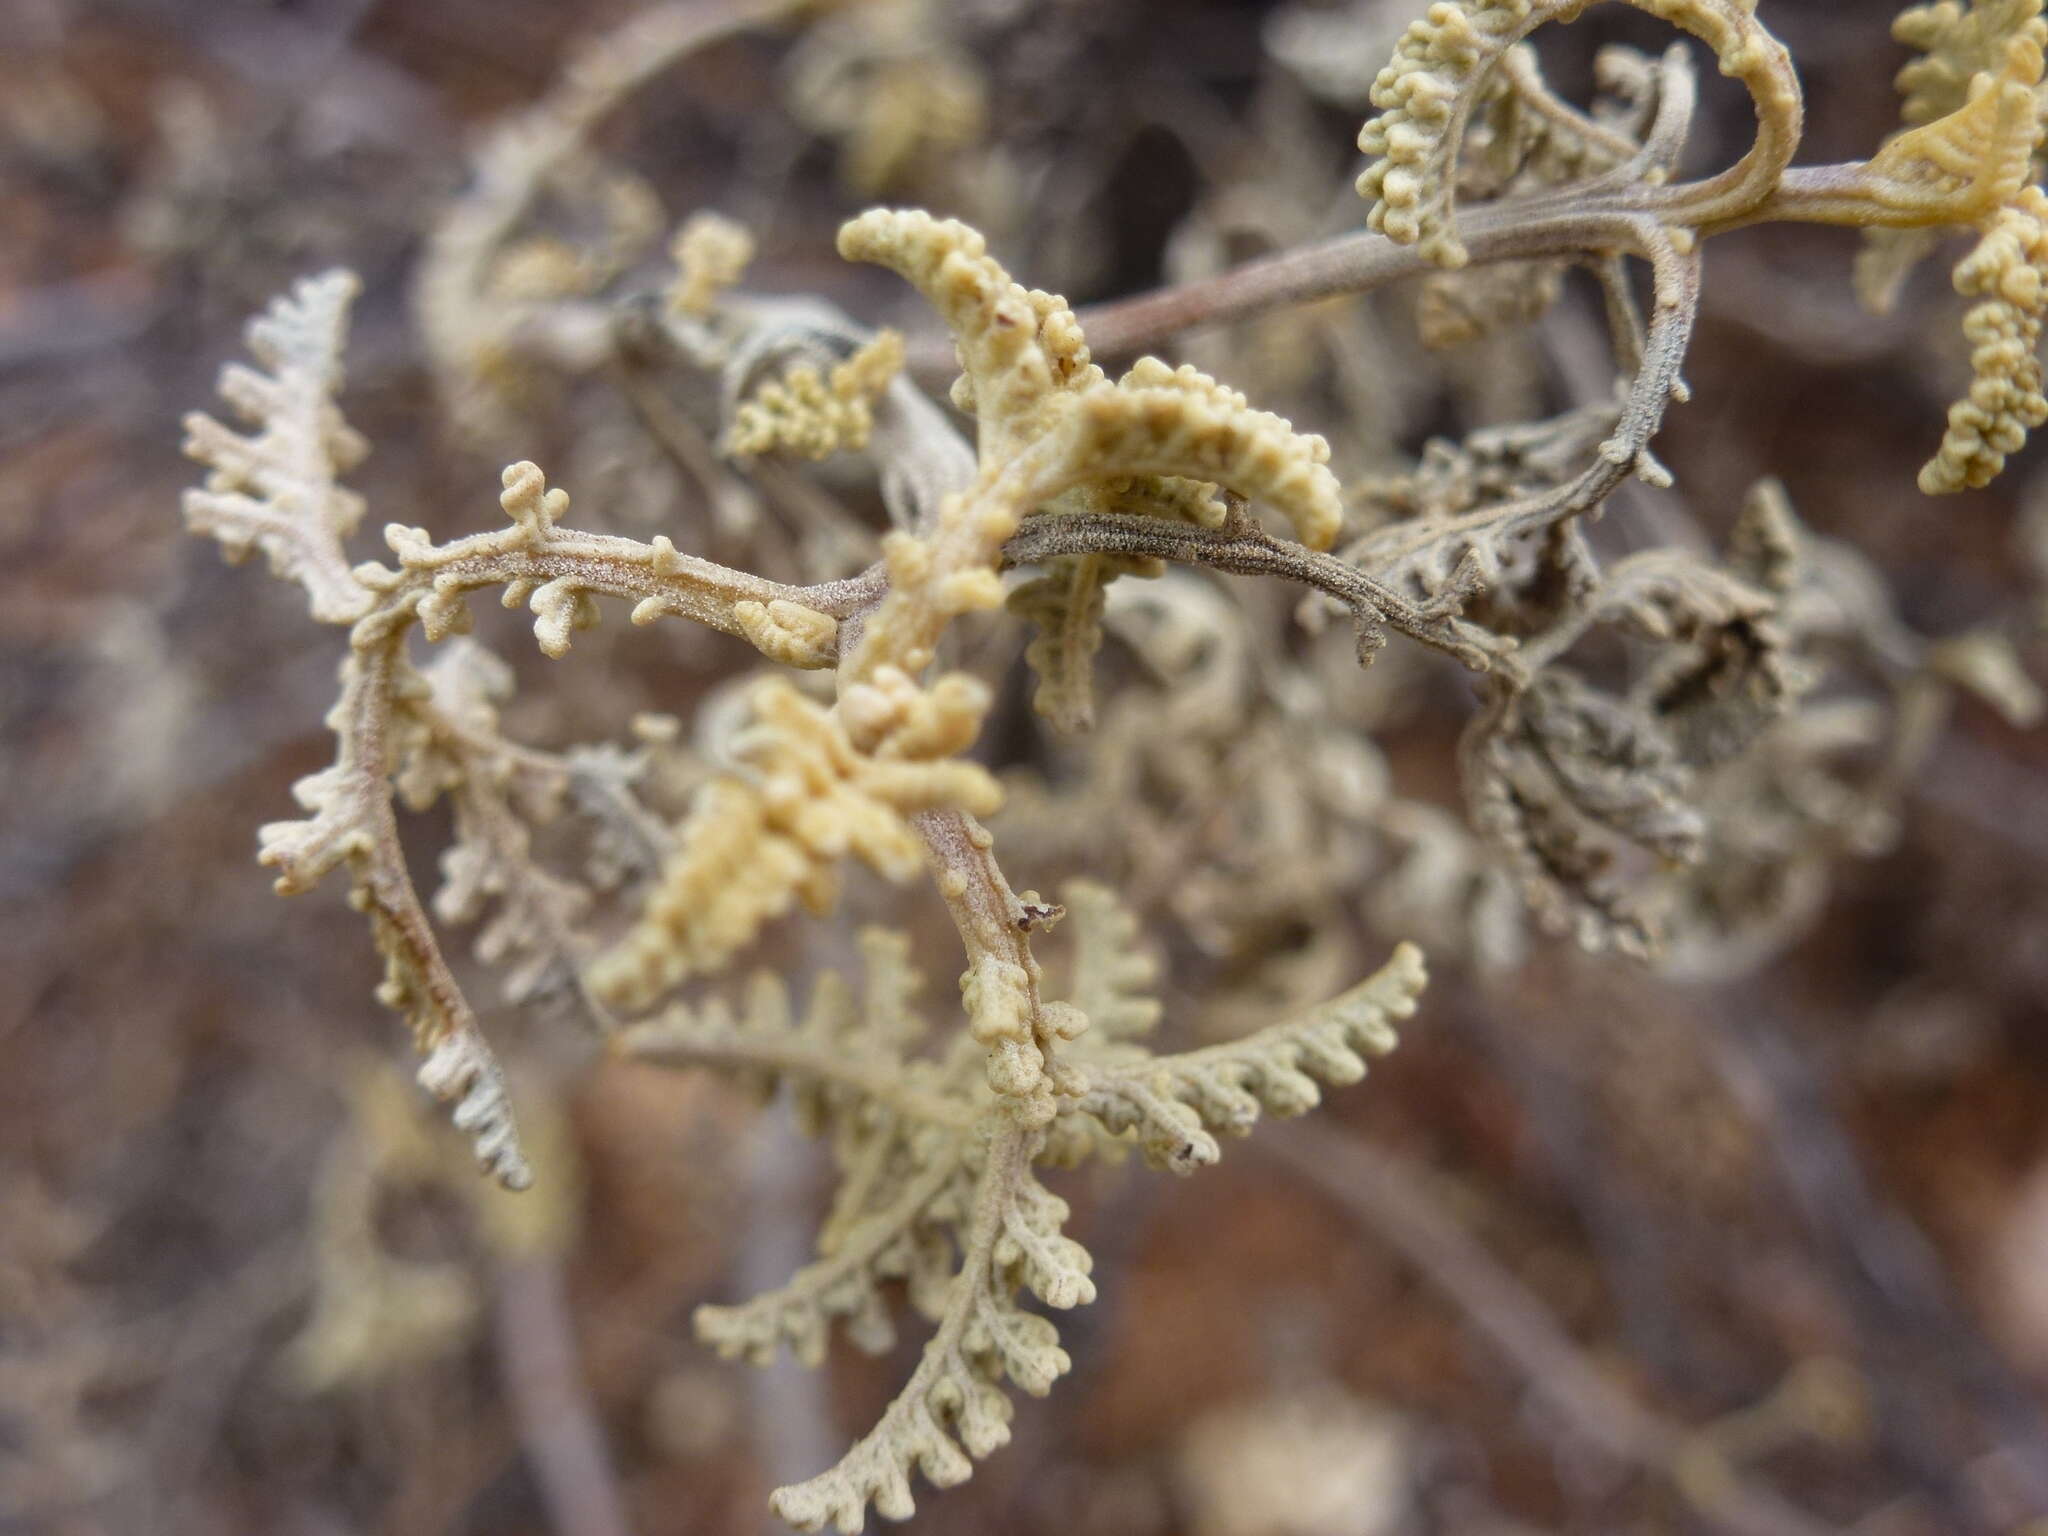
1846,1 -> 2048,488
586,673 -> 1002,1012
837,208 -> 1102,454
726,329 -> 906,459
1357,0 -> 1801,266
1922,185 -> 2048,491
839,212 -> 1344,706
1357,0 -> 1547,268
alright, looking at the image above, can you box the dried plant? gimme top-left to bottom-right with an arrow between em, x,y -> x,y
176,0 -> 2048,1529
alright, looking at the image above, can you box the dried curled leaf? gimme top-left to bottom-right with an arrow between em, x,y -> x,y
1355,0 -> 1799,265
257,639 -> 533,1189
1464,715 -> 1662,958
1079,943 -> 1422,1176
1455,533 -> 1807,957
181,269 -> 372,624
1521,670 -> 1705,862
1419,259 -> 1566,349
1345,403 -> 1617,616
1635,513 -> 1809,766
767,1134 -> 1082,1534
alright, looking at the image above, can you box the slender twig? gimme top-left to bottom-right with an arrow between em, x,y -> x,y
736,1107 -> 844,1519
1017,161 -> 1966,372
1261,1120 -> 1846,1536
912,809 -> 1071,1097
492,1255 -> 635,1536
1708,985 -> 2048,1526
1001,513 -> 1494,670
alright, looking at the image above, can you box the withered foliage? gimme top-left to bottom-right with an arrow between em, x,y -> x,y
10,1 -> 2048,1534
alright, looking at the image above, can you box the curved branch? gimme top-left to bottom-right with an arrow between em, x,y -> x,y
1001,513 -> 1494,670
913,810 -> 1076,1110
1264,1121 -> 1846,1536
1069,185 -> 1707,360
368,463 -> 886,664
262,628 -> 533,1188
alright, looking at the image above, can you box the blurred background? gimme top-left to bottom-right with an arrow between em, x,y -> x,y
5,1 -> 2048,1533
